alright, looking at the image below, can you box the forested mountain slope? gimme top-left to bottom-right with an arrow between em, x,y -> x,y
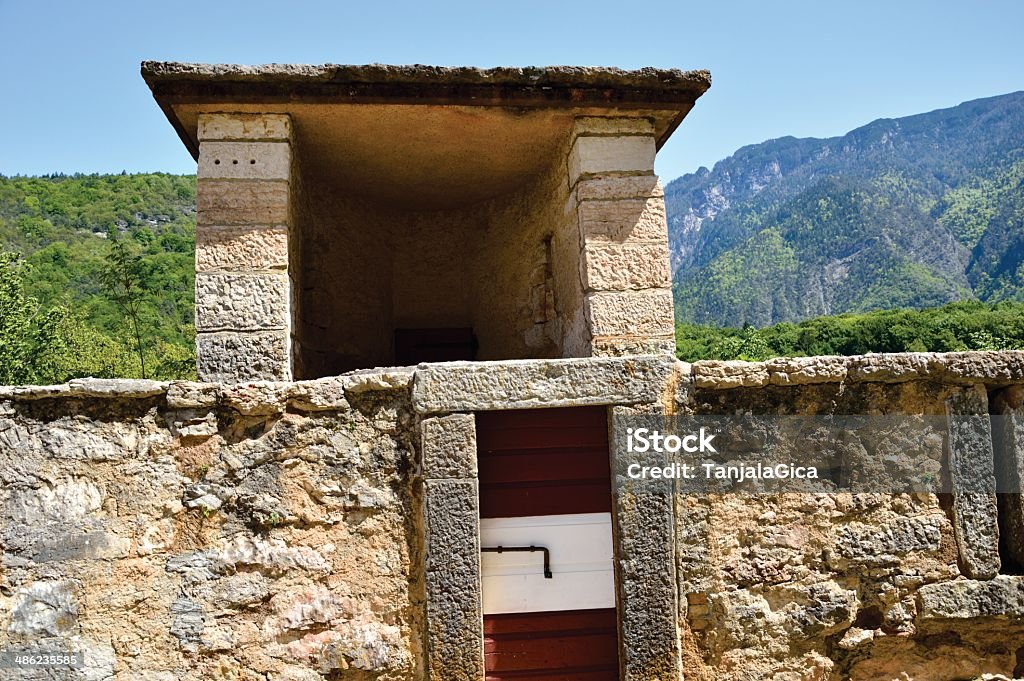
666,91 -> 1024,326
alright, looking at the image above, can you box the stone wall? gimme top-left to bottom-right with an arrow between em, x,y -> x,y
1,372 -> 420,680
3,352 -> 1024,679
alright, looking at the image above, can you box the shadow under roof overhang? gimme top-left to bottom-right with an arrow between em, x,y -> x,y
142,62 -> 711,208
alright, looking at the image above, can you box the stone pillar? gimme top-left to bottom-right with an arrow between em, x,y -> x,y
569,117 -> 675,357
946,386 -> 1001,579
195,113 -> 293,382
419,414 -> 485,681
609,405 -> 682,680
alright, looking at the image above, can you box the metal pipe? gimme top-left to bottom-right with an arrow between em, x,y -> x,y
481,544 -> 552,578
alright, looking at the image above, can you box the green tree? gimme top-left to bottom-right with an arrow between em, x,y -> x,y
101,239 -> 151,378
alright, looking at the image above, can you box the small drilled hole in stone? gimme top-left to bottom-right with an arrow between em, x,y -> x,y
250,159 -> 256,164
232,159 -> 238,165
214,159 -> 220,165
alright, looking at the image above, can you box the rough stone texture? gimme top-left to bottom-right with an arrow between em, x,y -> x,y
568,135 -> 656,182
917,576 -> 1024,619
581,242 -> 671,291
196,331 -> 290,383
591,336 -> 676,358
420,414 -> 477,479
692,351 -> 1024,390
577,196 -> 669,244
610,406 -> 681,681
6,353 -> 1024,679
946,386 -> 1001,579
198,141 -> 291,180
195,272 -> 290,331
411,355 -> 675,414
143,61 -> 712,95
584,289 -> 675,337
422,479 -> 484,681
0,374 -> 417,680
196,224 -> 289,272
197,179 -> 289,226
198,113 -> 292,141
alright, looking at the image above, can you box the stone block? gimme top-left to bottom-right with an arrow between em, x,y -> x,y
609,406 -> 681,680
582,242 -> 671,291
578,197 -> 668,243
195,272 -> 289,331
198,141 -> 291,180
196,331 -> 290,383
423,479 -> 484,681
591,336 -> 676,357
917,576 -> 1024,619
197,179 -> 289,226
568,135 -> 655,182
946,386 -> 1001,579
421,414 -> 477,479
412,355 -> 674,414
573,116 -> 655,136
576,175 -> 663,201
197,113 -> 292,141
196,224 -> 289,272
584,289 -> 675,337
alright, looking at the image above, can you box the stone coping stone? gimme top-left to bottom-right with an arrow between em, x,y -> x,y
6,351 -> 1024,405
0,368 -> 416,413
692,351 -> 1024,390
142,61 -> 712,94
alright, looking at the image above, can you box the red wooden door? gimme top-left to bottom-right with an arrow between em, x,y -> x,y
477,407 -> 618,681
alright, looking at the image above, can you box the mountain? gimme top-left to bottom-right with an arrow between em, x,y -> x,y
666,91 -> 1024,327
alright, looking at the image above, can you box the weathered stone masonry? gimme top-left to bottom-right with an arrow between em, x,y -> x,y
4,351 -> 1024,680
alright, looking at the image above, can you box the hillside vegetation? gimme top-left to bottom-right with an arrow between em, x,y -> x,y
0,173 -> 196,382
667,91 -> 1024,326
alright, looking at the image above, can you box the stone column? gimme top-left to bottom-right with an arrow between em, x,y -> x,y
195,113 -> 293,382
946,386 -> 1001,579
419,414 -> 485,681
569,117 -> 675,357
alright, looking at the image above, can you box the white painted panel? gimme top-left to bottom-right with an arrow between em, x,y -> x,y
480,512 -> 614,614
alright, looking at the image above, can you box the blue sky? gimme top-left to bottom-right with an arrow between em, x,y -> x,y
1,0 -> 1022,182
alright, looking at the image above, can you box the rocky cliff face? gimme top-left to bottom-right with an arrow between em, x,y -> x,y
666,91 -> 1024,326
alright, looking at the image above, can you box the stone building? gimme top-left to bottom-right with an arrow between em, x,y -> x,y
142,62 -> 709,381
0,62 -> 1022,681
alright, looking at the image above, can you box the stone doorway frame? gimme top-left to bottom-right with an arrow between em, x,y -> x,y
413,356 -> 681,681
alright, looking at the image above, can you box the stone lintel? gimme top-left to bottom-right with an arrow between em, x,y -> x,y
411,355 -> 675,414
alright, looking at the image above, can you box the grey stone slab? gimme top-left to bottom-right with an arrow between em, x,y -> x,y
946,386 -> 1001,579
610,406 -> 680,681
423,479 -> 484,681
412,355 -> 674,414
